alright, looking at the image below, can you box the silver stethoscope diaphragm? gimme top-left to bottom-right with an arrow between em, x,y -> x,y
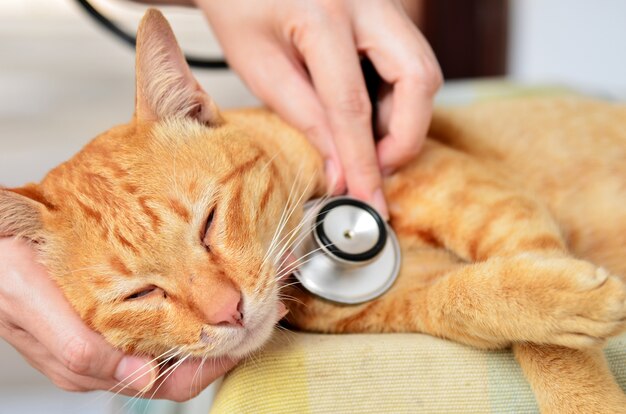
292,196 -> 401,304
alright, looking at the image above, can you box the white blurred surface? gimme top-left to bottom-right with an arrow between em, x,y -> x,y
509,0 -> 626,98
0,0 -> 258,187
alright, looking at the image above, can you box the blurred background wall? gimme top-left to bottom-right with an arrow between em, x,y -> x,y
509,0 -> 626,97
1,0 -> 625,413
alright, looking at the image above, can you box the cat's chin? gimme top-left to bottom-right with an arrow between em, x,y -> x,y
222,268 -> 292,358
197,298 -> 286,360
221,302 -> 285,359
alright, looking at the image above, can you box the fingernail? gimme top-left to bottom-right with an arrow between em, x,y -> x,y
324,159 -> 339,194
371,188 -> 389,221
114,356 -> 157,393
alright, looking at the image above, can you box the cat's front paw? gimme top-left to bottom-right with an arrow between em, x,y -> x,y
527,258 -> 626,348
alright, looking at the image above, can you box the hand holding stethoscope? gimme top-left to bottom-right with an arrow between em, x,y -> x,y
77,0 -> 442,219
199,0 -> 442,219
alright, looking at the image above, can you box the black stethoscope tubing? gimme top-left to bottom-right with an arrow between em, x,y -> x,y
74,0 -> 229,69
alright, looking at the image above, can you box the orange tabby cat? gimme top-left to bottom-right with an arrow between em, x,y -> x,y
2,9 -> 626,413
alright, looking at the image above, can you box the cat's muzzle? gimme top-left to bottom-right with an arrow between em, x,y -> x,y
292,196 -> 401,304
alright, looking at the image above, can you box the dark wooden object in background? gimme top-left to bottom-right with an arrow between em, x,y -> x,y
421,0 -> 509,79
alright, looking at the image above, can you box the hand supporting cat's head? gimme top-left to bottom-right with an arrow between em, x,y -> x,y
0,10 -> 324,359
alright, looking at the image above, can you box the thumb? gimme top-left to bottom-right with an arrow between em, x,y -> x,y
57,334 -> 158,393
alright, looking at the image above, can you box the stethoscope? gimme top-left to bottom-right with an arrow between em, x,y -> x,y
293,197 -> 401,304
75,0 -> 401,305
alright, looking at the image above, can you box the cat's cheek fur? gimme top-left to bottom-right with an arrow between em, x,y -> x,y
95,289 -> 282,359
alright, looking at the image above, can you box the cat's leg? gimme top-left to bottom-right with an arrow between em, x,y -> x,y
382,141 -> 626,347
514,344 -> 626,414
287,246 -> 626,349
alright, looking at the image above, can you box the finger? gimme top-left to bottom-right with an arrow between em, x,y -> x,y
147,357 -> 238,402
354,4 -> 443,173
0,322 -> 105,392
227,38 -> 345,195
376,76 -> 435,173
297,18 -> 388,217
4,240 -> 157,390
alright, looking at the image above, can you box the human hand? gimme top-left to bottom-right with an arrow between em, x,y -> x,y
0,238 -> 238,401
196,0 -> 442,218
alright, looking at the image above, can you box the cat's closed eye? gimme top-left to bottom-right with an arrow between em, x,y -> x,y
124,285 -> 166,301
201,208 -> 215,252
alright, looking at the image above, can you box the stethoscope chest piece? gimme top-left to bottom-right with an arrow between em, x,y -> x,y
293,196 -> 401,304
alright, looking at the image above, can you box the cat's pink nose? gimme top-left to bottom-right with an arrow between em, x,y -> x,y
202,286 -> 244,327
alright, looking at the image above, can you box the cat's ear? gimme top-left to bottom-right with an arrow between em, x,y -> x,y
0,184 -> 52,242
134,9 -> 223,125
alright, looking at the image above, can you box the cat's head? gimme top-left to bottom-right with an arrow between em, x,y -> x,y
0,10 -> 323,359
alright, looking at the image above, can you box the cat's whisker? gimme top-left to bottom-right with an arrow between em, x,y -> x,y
277,280 -> 305,291
270,210 -> 316,268
100,350 -> 180,412
189,356 -> 208,398
242,345 -> 264,371
277,287 -> 304,297
270,165 -> 303,242
270,191 -> 332,269
264,166 -> 314,263
274,324 -> 291,336
274,328 -> 297,350
242,353 -> 255,370
263,171 -> 309,265
261,211 -> 317,290
267,193 -> 333,282
142,355 -> 191,409
253,197 -> 332,296
266,173 -> 317,258
260,149 -> 283,173
277,284 -> 307,299
112,348 -> 180,390
104,348 -> 180,399
212,353 -> 233,377
272,243 -> 333,282
278,294 -> 306,307
271,228 -> 330,279
273,197 -> 332,268
259,166 -> 304,269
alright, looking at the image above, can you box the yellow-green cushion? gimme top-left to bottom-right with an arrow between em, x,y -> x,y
211,332 -> 626,414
